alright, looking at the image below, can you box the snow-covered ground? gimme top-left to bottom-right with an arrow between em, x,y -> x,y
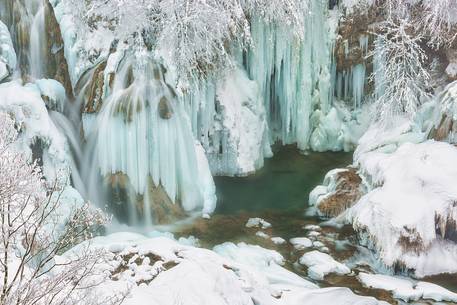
63,232 -> 391,305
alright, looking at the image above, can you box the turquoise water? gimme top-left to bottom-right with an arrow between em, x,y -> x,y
214,145 -> 353,214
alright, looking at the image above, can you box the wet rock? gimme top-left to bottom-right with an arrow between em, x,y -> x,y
44,1 -> 73,97
107,173 -> 185,225
429,114 -> 457,142
428,81 -> 457,143
84,61 -> 107,114
435,211 -> 457,243
158,96 -> 173,119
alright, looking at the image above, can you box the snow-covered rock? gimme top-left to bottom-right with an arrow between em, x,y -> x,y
271,237 -> 286,245
358,273 -> 457,303
299,251 -> 351,280
309,167 -> 363,217
52,0 -> 114,87
345,140 -> 457,276
290,237 -> 313,250
246,217 -> 272,229
256,231 -> 270,239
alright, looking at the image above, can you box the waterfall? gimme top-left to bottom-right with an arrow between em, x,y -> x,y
29,4 -> 46,79
1,0 -> 374,227
74,51 -> 217,226
0,0 -> 48,79
49,110 -> 86,195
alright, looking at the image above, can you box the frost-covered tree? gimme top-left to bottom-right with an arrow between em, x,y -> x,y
0,114 -> 124,305
67,0 -> 309,78
372,0 -> 457,47
360,0 -> 457,123
371,18 -> 431,123
420,0 -> 457,48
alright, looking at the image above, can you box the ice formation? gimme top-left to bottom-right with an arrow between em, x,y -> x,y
0,20 -> 16,82
43,0 -> 376,223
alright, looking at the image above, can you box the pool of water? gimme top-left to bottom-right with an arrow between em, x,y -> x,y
175,145 -> 457,302
214,146 -> 353,214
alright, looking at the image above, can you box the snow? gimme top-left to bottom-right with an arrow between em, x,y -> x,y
72,235 -> 387,305
345,140 -> 457,276
64,233 -> 386,305
358,273 -> 457,302
281,287 -> 389,305
0,20 -> 16,82
246,218 -> 272,229
62,233 -> 384,305
290,237 -> 313,250
299,251 -> 351,280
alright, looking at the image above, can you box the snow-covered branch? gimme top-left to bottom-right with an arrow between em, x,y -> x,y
371,18 -> 431,123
